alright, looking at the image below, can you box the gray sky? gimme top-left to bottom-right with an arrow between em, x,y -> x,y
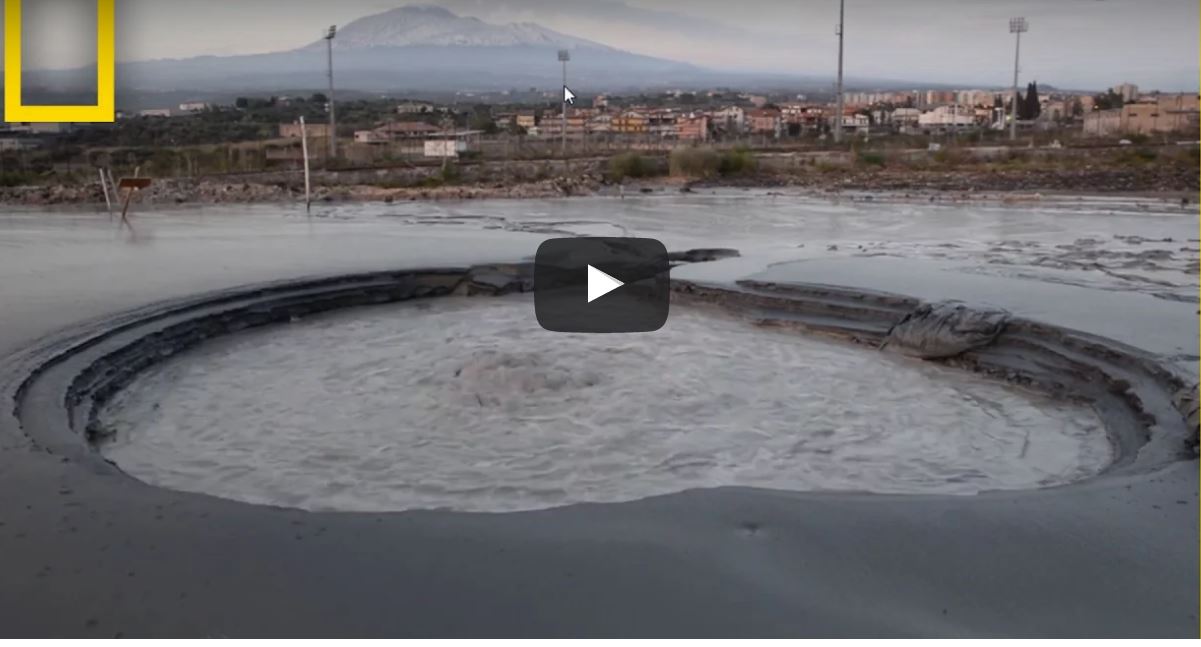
15,0 -> 1200,90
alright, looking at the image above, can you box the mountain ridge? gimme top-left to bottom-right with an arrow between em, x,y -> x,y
296,5 -> 615,51
22,5 -> 714,96
17,5 -> 934,102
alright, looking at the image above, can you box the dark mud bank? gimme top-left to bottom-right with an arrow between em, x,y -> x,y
1,260 -> 1198,638
8,262 -> 1197,485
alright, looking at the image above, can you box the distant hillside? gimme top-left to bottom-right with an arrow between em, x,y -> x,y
22,5 -> 714,97
301,5 -> 610,50
15,4 -> 952,104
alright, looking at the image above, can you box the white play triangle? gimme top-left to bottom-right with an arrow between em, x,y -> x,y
587,265 -> 624,303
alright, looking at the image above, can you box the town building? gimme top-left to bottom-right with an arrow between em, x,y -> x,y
515,112 -> 538,132
956,90 -> 995,108
1040,100 -> 1069,123
888,107 -> 922,129
3,122 -> 70,134
830,113 -> 870,134
1082,110 -> 1122,137
844,91 -> 913,108
353,130 -> 391,144
279,121 -> 332,139
917,105 -> 975,131
843,92 -> 870,107
1152,93 -> 1201,130
676,114 -> 710,142
178,102 -> 210,113
923,90 -> 956,107
747,108 -> 783,138
647,110 -> 680,139
396,101 -> 437,115
0,137 -> 40,151
538,114 -> 590,138
373,121 -> 443,140
711,106 -> 746,133
1112,83 -> 1140,103
589,113 -> 612,133
422,131 -> 482,158
1083,94 -> 1200,136
492,111 -> 516,129
780,104 -> 826,133
1119,94 -> 1200,134
611,111 -> 649,135
976,106 -> 1002,128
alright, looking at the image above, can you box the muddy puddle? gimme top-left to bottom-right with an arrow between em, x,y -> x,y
98,296 -> 1112,512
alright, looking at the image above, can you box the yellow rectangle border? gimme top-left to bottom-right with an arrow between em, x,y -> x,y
4,0 -> 115,123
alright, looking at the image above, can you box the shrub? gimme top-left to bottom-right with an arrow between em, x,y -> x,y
414,165 -> 462,188
717,148 -> 757,176
0,172 -> 34,187
932,148 -> 966,166
857,151 -> 886,167
609,153 -> 655,181
1114,147 -> 1159,165
669,147 -> 720,178
998,150 -> 1031,168
440,163 -> 462,184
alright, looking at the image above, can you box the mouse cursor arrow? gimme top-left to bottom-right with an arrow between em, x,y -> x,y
563,86 -> 576,105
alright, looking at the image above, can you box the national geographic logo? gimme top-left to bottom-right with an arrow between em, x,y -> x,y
3,0 -> 115,123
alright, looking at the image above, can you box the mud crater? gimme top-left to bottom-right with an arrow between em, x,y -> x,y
96,295 -> 1112,512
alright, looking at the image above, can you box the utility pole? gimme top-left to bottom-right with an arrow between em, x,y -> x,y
324,25 -> 338,158
1009,17 -> 1028,142
441,113 -> 455,174
558,49 -> 570,158
834,0 -> 845,144
300,117 -> 312,214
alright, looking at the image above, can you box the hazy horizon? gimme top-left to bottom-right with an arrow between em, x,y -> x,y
9,0 -> 1199,91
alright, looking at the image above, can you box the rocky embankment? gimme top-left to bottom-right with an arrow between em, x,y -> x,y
685,162 -> 1199,196
0,174 -> 606,206
1,157 -> 1196,206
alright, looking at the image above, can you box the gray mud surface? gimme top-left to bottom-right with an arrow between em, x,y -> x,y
94,294 -> 1110,512
0,194 -> 1196,637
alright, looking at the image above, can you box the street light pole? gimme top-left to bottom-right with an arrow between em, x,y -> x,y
324,25 -> 338,158
834,0 -> 845,144
1009,17 -> 1028,142
558,49 -> 570,158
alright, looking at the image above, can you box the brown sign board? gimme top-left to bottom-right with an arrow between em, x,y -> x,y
118,178 -> 153,190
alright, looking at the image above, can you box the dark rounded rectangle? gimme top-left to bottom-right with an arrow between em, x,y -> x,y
535,237 -> 670,334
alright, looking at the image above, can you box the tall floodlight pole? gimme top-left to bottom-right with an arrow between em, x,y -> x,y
325,25 -> 338,158
558,49 -> 571,158
833,0 -> 845,144
1008,17 -> 1028,142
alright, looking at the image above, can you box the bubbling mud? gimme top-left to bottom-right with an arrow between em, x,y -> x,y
99,296 -> 1112,512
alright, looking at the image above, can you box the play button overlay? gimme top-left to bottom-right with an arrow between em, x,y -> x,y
535,237 -> 670,334
587,265 -> 623,303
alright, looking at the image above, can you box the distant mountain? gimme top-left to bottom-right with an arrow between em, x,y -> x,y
305,5 -> 609,50
17,4 -> 940,105
436,0 -> 783,60
22,5 -> 725,99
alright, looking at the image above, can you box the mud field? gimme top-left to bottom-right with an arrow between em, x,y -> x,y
0,192 -> 1196,637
